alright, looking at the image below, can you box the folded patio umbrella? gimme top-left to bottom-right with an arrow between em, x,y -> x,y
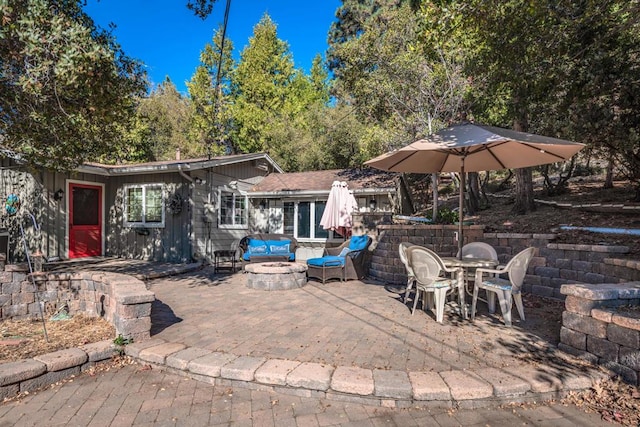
365,122 -> 585,256
320,181 -> 358,238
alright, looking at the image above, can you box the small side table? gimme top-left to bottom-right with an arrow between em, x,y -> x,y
214,250 -> 237,273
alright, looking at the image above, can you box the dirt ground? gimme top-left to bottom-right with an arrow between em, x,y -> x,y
465,179 -> 640,256
0,314 -> 115,364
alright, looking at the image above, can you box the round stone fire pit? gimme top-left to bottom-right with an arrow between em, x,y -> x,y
244,262 -> 308,291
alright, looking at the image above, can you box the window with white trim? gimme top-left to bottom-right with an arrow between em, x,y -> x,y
284,200 -> 332,240
124,184 -> 165,227
219,190 -> 247,228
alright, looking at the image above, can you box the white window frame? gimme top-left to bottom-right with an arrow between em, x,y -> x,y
284,200 -> 341,242
218,189 -> 248,229
123,183 -> 166,228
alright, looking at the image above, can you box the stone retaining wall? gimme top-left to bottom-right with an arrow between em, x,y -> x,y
1,266 -> 154,342
559,283 -> 640,385
0,341 -> 115,400
371,226 -> 640,300
370,224 -> 484,283
1,266 -> 155,400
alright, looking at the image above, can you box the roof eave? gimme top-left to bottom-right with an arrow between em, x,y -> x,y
76,153 -> 283,176
247,187 -> 394,198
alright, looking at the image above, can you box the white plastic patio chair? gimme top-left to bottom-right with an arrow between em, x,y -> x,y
406,246 -> 462,323
398,242 -> 418,303
458,241 -> 500,292
471,247 -> 535,326
459,242 -> 498,262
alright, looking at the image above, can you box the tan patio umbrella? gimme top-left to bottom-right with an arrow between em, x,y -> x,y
365,123 -> 585,257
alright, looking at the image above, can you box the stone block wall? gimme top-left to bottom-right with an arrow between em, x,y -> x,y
559,283 -> 640,385
0,341 -> 115,400
0,267 -> 154,342
528,243 -> 631,298
370,224 -> 484,284
371,226 -> 640,301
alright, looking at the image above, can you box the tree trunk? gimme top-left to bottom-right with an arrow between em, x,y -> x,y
511,167 -> 536,214
604,155 -> 614,189
467,172 -> 480,215
431,173 -> 438,221
511,117 -> 536,214
496,169 -> 513,191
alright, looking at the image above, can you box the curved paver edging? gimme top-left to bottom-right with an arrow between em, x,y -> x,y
0,260 -> 622,407
124,339 -> 612,409
0,340 -> 116,400
0,263 -> 203,402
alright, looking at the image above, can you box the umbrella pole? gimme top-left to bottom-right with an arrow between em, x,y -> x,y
458,159 -> 465,260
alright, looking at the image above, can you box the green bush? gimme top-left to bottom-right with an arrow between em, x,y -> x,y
439,183 -> 455,196
113,334 -> 134,356
426,206 -> 459,224
573,163 -> 603,177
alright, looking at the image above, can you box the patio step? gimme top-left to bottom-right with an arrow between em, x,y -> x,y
125,338 -> 611,409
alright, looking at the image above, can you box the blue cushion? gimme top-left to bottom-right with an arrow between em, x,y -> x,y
348,235 -> 369,251
266,240 -> 290,254
307,256 -> 345,267
247,238 -> 268,254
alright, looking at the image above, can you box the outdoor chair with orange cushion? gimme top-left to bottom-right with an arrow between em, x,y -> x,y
471,247 -> 535,326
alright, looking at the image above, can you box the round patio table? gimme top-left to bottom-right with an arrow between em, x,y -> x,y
441,257 -> 500,314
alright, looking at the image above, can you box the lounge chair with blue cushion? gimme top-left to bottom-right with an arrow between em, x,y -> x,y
307,235 -> 372,284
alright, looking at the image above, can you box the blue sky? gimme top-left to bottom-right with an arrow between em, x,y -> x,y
84,1 -> 342,94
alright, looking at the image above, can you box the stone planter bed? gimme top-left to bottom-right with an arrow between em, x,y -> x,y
0,265 -> 155,399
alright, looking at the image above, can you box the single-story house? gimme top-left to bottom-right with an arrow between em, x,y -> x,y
246,168 -> 413,259
0,152 -> 282,264
0,151 -> 411,265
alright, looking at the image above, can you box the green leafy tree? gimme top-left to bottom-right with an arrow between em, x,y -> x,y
446,0 -> 566,213
327,0 -> 420,76
187,26 -> 235,157
186,0 -> 221,19
0,0 -> 146,170
104,116 -> 153,164
332,3 -> 469,147
136,77 -> 191,161
229,14 -> 297,161
438,0 -> 640,208
529,1 -> 640,199
329,2 -> 470,218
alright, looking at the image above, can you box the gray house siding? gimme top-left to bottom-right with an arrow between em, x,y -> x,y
1,153 -> 277,265
0,159 -> 107,263
104,172 -> 192,262
192,163 -> 269,264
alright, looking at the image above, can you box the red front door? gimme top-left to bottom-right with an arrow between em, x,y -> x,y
69,183 -> 102,258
